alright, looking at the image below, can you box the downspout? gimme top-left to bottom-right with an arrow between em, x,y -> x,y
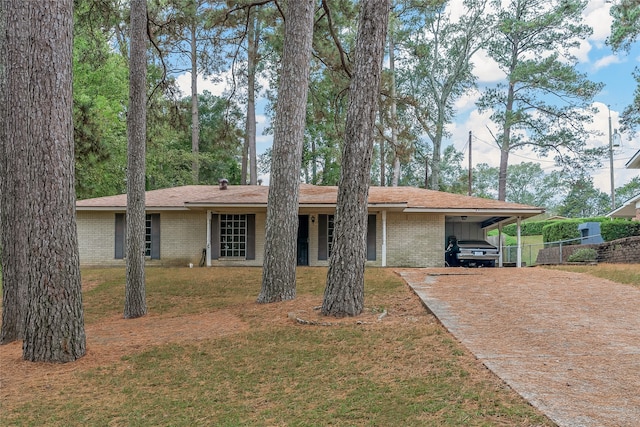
382,210 -> 387,267
516,216 -> 522,268
206,211 -> 212,266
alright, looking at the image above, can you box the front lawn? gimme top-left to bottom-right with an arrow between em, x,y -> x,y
1,267 -> 552,426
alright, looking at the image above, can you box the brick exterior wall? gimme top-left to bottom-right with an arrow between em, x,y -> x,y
78,210 -> 446,268
386,212 -> 445,267
536,236 -> 640,264
77,210 -> 209,267
160,211 -> 208,266
77,211 -> 121,266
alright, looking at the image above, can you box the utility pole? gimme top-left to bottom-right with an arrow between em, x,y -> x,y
468,131 -> 472,196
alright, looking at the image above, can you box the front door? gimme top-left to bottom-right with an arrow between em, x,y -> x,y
297,215 -> 309,266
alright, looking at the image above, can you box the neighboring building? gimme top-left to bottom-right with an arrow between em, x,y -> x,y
76,183 -> 544,268
609,149 -> 640,220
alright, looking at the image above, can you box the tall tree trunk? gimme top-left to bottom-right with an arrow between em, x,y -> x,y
322,0 -> 390,317
0,0 -> 28,344
258,0 -> 315,303
378,98 -> 386,186
430,115 -> 444,190
190,22 -> 200,184
19,0 -> 86,362
499,76 -> 517,201
125,0 -> 148,319
388,32 -> 400,187
246,11 -> 258,186
392,156 -> 400,186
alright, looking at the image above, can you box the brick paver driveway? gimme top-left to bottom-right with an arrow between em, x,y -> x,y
397,267 -> 640,427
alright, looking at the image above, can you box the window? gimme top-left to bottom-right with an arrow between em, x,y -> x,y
210,213 -> 255,261
318,214 -> 376,261
145,215 -> 153,257
220,214 -> 247,258
115,213 -> 160,260
327,215 -> 335,257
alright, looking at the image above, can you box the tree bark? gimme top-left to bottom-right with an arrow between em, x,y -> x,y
246,11 -> 258,186
258,0 -> 315,303
388,32 -> 400,187
124,0 -> 148,319
0,0 -> 28,344
190,22 -> 200,184
17,0 -> 86,362
322,0 -> 390,317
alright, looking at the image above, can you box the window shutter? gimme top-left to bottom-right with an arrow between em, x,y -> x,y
367,214 -> 376,261
150,214 -> 161,259
115,213 -> 126,259
318,214 -> 327,260
211,214 -> 219,260
246,214 -> 256,260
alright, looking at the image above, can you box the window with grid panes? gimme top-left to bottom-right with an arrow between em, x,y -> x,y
327,215 -> 335,256
145,214 -> 152,256
220,214 -> 247,257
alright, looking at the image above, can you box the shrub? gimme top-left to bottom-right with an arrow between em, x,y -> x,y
567,248 -> 597,262
542,220 -> 582,244
501,220 -> 560,237
600,220 -> 640,241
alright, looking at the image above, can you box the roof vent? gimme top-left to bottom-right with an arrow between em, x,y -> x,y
218,178 -> 229,190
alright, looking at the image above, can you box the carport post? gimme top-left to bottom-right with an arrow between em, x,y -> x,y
516,216 -> 522,268
206,211 -> 212,267
498,223 -> 503,267
382,210 -> 387,267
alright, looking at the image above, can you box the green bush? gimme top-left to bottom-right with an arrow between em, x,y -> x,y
600,220 -> 640,241
502,220 -> 559,237
541,217 -> 614,244
542,220 -> 582,244
567,248 -> 598,262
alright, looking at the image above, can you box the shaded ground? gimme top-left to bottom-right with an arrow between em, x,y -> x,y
0,289 -> 434,413
398,266 -> 640,427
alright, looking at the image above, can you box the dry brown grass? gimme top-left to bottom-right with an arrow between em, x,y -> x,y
544,263 -> 640,286
1,267 -> 553,426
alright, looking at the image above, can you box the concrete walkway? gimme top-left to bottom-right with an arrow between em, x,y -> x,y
397,267 -> 640,427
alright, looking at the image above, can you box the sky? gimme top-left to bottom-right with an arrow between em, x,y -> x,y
175,0 -> 640,199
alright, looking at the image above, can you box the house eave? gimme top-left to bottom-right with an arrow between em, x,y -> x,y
626,150 -> 640,169
404,207 -> 544,216
76,206 -> 189,212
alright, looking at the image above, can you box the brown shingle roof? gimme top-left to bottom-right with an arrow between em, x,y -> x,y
77,184 -> 543,214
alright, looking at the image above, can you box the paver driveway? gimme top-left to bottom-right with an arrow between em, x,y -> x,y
397,267 -> 640,427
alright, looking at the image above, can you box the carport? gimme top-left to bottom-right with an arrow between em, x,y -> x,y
444,211 -> 536,267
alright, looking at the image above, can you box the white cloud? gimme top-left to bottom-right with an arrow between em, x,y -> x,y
593,54 -> 625,71
454,88 -> 481,111
473,49 -> 505,83
175,72 -> 228,98
583,0 -> 613,44
570,38 -> 593,64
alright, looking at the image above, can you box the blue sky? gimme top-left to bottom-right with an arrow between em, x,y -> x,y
176,0 -> 640,196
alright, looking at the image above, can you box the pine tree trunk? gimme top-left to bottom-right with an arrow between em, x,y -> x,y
190,22 -> 200,184
258,0 -> 315,303
18,0 -> 86,362
246,12 -> 258,186
125,0 -> 148,319
322,0 -> 390,317
0,0 -> 28,344
389,32 -> 400,187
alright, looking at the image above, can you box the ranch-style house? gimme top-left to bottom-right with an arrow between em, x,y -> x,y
76,183 -> 544,268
